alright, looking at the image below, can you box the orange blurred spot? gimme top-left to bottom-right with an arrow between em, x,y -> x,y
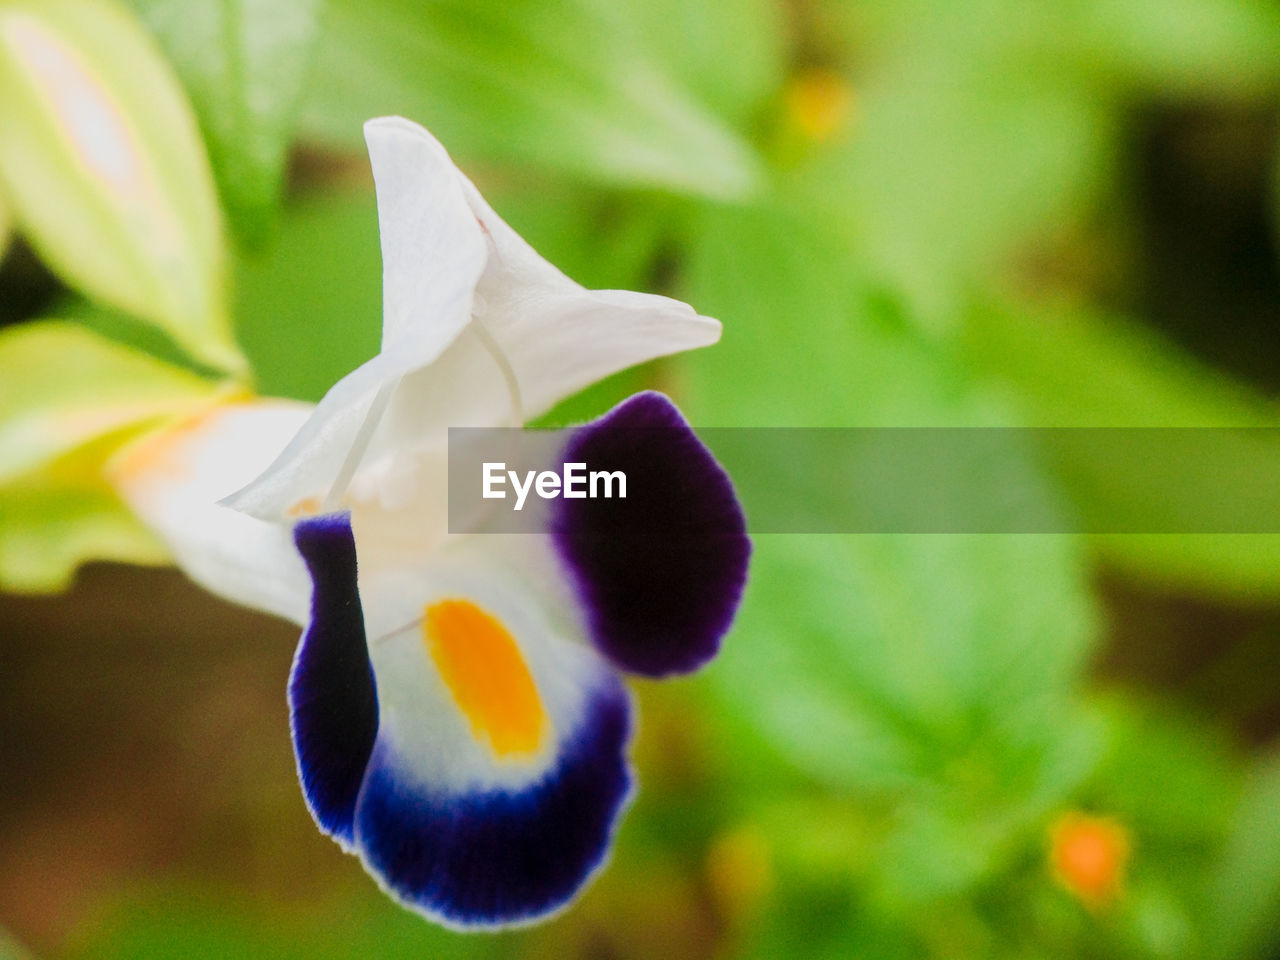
1049,812 -> 1131,908
785,68 -> 856,143
423,600 -> 547,759
706,825 -> 773,920
109,389 -> 248,487
286,495 -> 324,518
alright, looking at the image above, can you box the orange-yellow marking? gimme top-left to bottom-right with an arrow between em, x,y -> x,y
1049,812 -> 1131,908
423,600 -> 547,759
107,389 -> 249,487
287,494 -> 325,518
785,68 -> 856,143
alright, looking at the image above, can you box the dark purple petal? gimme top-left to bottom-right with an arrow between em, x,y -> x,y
353,675 -> 634,928
551,391 -> 750,677
289,513 -> 379,847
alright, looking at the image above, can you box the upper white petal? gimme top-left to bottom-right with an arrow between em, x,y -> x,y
224,118 -> 488,522
377,159 -> 722,438
384,286 -> 721,436
227,116 -> 718,526
458,172 -> 721,421
367,117 -> 489,352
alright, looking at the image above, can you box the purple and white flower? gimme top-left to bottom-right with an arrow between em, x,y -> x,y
112,117 -> 750,929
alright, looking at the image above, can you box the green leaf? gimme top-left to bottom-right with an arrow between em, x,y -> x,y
680,205 -> 1099,816
712,535 -> 1098,796
790,66 -> 1111,322
1085,701 -> 1244,849
681,205 -> 1001,428
0,436 -> 169,592
1206,752 -> 1280,960
53,295 -> 228,377
1062,0 -> 1280,98
849,0 -> 1280,100
129,0 -> 324,249
599,0 -> 786,127
963,299 -> 1280,599
0,0 -> 244,374
0,321 -> 222,484
0,320 -> 219,591
299,0 -> 764,199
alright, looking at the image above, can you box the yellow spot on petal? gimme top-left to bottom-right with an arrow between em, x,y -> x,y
1049,812 -> 1131,909
785,68 -> 856,143
287,495 -> 324,518
424,600 -> 547,759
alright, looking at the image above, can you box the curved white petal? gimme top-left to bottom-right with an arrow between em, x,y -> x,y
383,287 -> 721,436
372,119 -> 719,446
225,118 -> 488,522
228,116 -> 717,523
375,164 -> 720,437
221,351 -> 406,520
367,117 -> 489,351
109,398 -> 315,623
458,172 -> 722,422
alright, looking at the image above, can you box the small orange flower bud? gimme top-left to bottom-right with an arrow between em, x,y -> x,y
1048,812 -> 1131,908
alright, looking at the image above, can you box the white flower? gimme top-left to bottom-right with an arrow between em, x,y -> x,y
111,117 -> 749,930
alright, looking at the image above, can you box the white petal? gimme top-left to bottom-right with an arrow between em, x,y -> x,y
109,399 -> 315,623
366,117 -> 489,351
460,173 -> 722,420
225,118 -> 488,522
377,134 -> 720,440
384,287 -> 721,435
221,351 -> 402,520
231,117 -> 716,523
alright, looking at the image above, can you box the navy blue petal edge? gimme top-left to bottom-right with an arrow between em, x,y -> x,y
550,391 -> 751,678
354,673 -> 634,929
289,513 -> 380,848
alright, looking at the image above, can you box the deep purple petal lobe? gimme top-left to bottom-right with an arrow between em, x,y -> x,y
551,391 -> 750,677
289,513 -> 379,846
353,676 -> 633,928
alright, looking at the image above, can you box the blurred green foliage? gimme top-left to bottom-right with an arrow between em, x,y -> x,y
3,0 -> 1280,957
0,321 -> 223,589
127,0 -> 323,249
299,0 -> 770,198
0,0 -> 242,373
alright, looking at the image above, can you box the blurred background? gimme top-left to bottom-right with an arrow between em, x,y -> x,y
3,0 -> 1280,957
